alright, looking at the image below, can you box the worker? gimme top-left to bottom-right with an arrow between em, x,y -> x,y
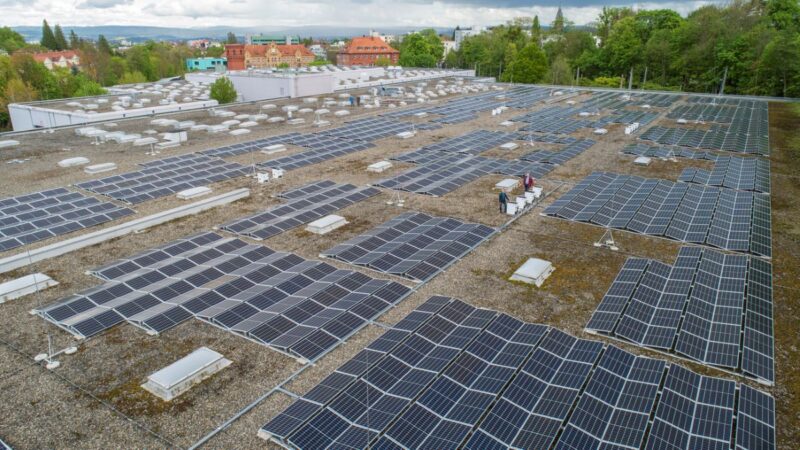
499,191 -> 509,213
523,173 -> 533,192
349,95 -> 355,107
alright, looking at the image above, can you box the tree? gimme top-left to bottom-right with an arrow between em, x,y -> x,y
766,0 -> 800,31
596,7 -> 634,47
117,71 -> 147,85
501,43 -> 548,83
761,30 -> 800,96
553,7 -> 566,34
531,16 -> 542,48
97,35 -> 112,55
645,28 -> 675,85
68,30 -> 80,49
548,55 -> 573,85
418,29 -> 445,61
40,20 -> 57,50
3,78 -> 38,103
398,33 -> 438,67
603,16 -> 644,75
226,32 -> 238,44
210,76 -> 237,104
375,56 -> 391,67
0,27 -> 25,53
54,25 -> 67,51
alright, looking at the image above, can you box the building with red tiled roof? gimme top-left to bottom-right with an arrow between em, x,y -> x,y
224,43 -> 315,70
28,51 -> 80,70
336,36 -> 399,66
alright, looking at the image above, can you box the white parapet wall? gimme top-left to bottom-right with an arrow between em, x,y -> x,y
142,347 -> 232,401
8,99 -> 219,132
0,188 -> 250,275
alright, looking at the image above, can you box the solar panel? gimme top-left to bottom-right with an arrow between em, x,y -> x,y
220,181 -> 380,240
679,156 -> 770,193
585,246 -> 774,384
75,154 -> 250,204
262,296 -> 777,450
645,365 -> 735,450
639,100 -> 768,156
544,172 -> 772,257
35,232 -> 411,362
200,132 -> 301,158
0,188 -> 134,252
321,212 -> 495,282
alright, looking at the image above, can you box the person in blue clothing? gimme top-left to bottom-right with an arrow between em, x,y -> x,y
499,191 -> 509,213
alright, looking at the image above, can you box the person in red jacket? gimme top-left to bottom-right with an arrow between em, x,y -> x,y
523,173 -> 534,192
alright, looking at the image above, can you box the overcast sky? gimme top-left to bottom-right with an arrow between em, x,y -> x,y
1,0 -> 723,29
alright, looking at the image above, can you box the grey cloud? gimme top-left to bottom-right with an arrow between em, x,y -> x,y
80,0 -> 133,8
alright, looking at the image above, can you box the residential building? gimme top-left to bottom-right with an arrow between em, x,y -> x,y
247,34 -> 300,45
185,57 -> 227,71
453,26 -> 486,50
224,43 -> 315,70
442,39 -> 456,56
369,30 -> 396,44
309,44 -> 327,60
29,50 -> 80,70
187,39 -> 211,50
336,36 -> 399,67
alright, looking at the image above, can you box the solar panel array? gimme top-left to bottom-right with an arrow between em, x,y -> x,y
0,188 -> 134,252
679,156 -> 771,193
76,154 -> 250,204
630,92 -> 679,108
520,138 -> 596,165
669,103 -> 737,123
322,212 -> 495,282
382,130 -> 595,197
35,232 -> 411,362
640,104 -> 769,156
200,132 -> 301,158
261,296 -> 776,450
512,106 -> 595,135
258,137 -> 374,171
518,133 -> 579,145
595,110 -> 660,127
586,246 -> 774,383
219,180 -> 380,240
542,172 -> 772,257
622,143 -> 721,160
378,153 -> 551,196
418,130 -> 520,156
317,116 -> 441,141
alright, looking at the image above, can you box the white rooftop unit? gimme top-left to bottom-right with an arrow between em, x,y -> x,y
142,347 -> 231,401
396,131 -> 416,140
84,163 -> 117,174
634,156 -> 652,166
367,161 -> 393,173
261,144 -> 287,155
509,258 -> 555,287
0,273 -> 58,304
306,215 -> 348,235
0,140 -> 20,149
177,186 -> 212,200
58,157 -> 90,168
495,179 -> 520,192
500,142 -> 519,151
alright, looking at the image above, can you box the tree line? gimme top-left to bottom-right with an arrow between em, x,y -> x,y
443,0 -> 800,98
0,20 -> 212,128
